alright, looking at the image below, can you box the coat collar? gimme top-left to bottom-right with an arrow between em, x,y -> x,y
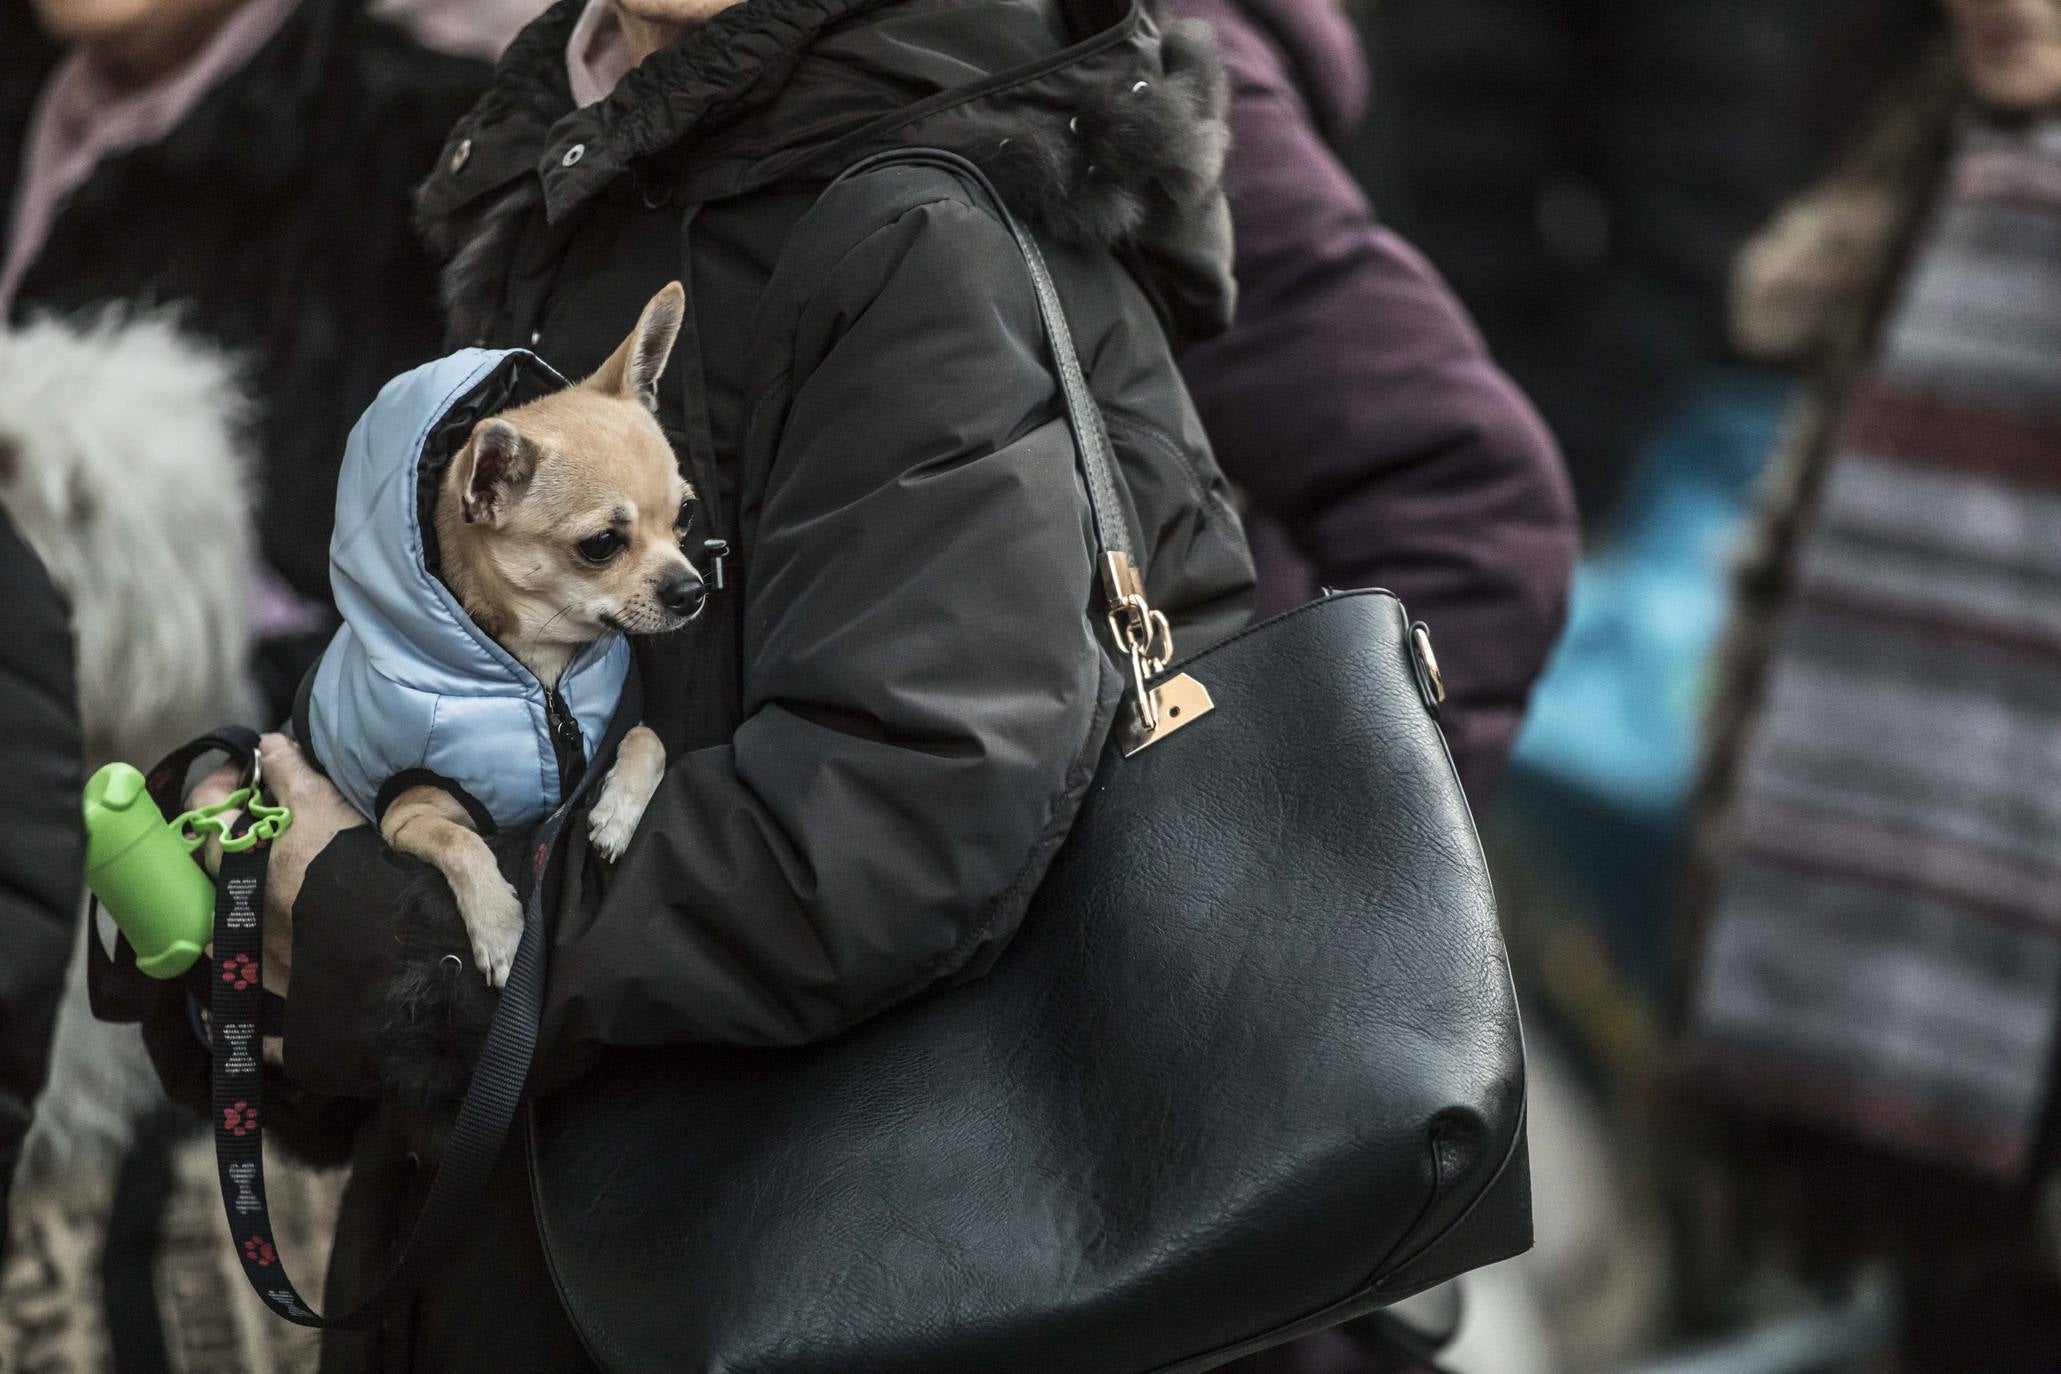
2,0 -> 357,210
419,0 -> 900,227
419,0 -> 1235,341
420,0 -> 1210,224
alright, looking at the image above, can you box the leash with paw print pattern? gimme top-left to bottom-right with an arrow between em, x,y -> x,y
183,682 -> 640,1327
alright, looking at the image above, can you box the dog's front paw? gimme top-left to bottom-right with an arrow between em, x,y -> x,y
586,725 -> 664,862
586,779 -> 644,862
457,875 -> 524,989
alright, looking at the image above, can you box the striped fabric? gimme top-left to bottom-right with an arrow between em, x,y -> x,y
1692,118 -> 2061,1180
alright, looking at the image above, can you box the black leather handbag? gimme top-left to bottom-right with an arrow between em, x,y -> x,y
526,152 -> 1532,1372
160,150 -> 1527,1367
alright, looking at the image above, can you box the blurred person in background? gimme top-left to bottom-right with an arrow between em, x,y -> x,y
1172,0 -> 1576,816
1681,1 -> 2061,1367
0,0 -> 481,1366
0,505 -> 82,1254
0,315 -> 320,1372
0,0 -> 486,717
1354,0 -> 1934,521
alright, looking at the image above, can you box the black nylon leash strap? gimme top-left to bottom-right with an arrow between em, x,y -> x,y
210,686 -> 641,1328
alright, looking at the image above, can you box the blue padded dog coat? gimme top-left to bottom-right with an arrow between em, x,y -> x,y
305,349 -> 631,830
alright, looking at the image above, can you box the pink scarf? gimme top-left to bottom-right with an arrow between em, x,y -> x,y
0,0 -> 297,314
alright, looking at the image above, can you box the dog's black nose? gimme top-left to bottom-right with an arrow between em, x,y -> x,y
659,570 -> 706,619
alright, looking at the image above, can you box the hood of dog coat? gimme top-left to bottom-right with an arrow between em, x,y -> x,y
306,348 -> 631,831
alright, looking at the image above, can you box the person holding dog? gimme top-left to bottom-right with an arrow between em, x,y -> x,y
0,507 -> 82,1255
146,0 -> 1257,1365
118,0 -> 1582,1364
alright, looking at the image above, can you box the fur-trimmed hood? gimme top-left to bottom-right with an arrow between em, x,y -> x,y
417,0 -> 1231,341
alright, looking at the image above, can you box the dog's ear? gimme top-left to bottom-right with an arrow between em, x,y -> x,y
586,281 -> 684,411
453,419 -> 537,524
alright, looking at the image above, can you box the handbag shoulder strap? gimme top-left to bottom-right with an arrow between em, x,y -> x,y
830,149 -> 1176,730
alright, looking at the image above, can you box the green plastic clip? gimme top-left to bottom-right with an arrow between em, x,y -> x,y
172,788 -> 294,854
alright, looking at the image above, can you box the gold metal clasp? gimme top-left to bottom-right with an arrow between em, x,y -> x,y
1101,552 -> 1169,725
1100,551 -> 1211,751
1115,671 -> 1214,757
1099,554 -> 1173,672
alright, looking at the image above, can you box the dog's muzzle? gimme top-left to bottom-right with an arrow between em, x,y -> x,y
659,570 -> 707,621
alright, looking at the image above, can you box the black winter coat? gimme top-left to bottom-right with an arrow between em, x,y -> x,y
337,0 -> 1251,1067
0,507 -> 81,1241
0,0 -> 485,610
126,0 -> 1254,1361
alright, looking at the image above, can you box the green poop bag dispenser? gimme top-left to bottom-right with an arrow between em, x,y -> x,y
82,761 -> 291,979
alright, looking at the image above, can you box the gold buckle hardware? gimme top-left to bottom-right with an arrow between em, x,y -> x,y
1099,552 -> 1211,752
1115,671 -> 1213,757
1101,553 -> 1171,728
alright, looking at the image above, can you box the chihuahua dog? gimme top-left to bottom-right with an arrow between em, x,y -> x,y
379,283 -> 699,986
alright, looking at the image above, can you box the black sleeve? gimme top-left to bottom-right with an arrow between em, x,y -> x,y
0,511 -> 82,1218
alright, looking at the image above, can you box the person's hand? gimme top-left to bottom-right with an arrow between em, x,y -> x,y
187,733 -> 368,1005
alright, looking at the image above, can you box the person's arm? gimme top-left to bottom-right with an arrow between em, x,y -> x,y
544,185 -> 1112,1054
1176,1 -> 1578,806
281,176 -> 1118,1093
0,509 -> 82,1231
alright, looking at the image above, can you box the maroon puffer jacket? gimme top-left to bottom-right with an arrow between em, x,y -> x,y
1175,0 -> 1577,810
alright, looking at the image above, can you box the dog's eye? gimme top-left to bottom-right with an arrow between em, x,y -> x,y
577,530 -> 624,564
674,500 -> 697,537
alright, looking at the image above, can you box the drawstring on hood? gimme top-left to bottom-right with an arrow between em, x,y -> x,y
305,348 -> 632,830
